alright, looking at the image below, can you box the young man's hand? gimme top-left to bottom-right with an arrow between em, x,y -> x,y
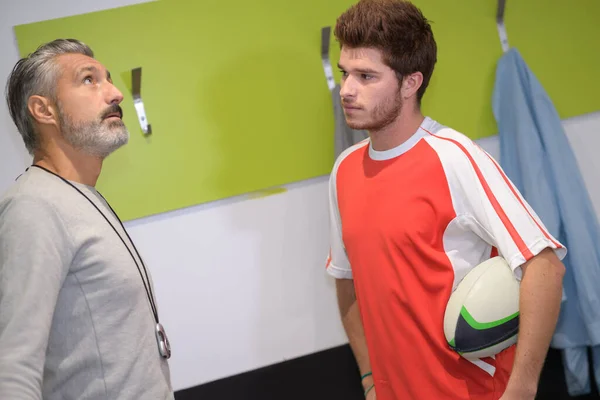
362,377 -> 376,399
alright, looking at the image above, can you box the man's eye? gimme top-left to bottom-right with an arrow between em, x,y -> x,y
83,76 -> 93,84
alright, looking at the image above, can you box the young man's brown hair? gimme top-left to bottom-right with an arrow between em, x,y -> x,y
334,0 -> 437,103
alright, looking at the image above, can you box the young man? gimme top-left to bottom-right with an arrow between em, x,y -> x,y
0,39 -> 174,399
325,1 -> 567,399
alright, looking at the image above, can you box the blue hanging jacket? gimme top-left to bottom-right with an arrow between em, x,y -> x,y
492,47 -> 600,396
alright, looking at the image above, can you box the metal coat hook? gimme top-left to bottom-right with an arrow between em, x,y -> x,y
496,0 -> 509,52
131,67 -> 152,135
321,26 -> 336,91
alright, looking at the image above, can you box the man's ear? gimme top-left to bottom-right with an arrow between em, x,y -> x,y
27,95 -> 59,128
401,71 -> 423,100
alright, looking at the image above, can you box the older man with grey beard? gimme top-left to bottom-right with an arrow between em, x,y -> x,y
0,38 -> 174,400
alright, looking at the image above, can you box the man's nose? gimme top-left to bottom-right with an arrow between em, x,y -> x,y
106,82 -> 124,105
340,76 -> 357,100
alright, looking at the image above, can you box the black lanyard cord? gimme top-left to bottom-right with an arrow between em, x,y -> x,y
29,165 -> 160,324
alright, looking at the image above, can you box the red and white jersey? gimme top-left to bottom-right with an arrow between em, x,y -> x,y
326,117 -> 566,400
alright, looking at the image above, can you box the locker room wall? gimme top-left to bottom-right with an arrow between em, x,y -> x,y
1,0 -> 599,393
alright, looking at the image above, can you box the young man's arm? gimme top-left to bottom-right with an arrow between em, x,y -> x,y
501,248 -> 565,399
442,136 -> 567,398
336,278 -> 374,395
0,196 -> 72,399
325,165 -> 375,397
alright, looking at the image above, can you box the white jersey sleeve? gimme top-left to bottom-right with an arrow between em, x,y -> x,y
325,163 -> 353,280
426,129 -> 567,278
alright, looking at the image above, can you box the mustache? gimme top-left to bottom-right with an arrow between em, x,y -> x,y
100,104 -> 123,120
341,97 -> 360,106
342,101 -> 361,108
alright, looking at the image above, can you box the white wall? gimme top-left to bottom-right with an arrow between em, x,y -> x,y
1,0 -> 599,392
125,175 -> 344,390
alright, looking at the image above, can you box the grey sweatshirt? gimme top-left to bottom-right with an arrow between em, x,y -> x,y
0,166 -> 174,400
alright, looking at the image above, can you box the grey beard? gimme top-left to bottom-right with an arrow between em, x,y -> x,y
61,116 -> 129,159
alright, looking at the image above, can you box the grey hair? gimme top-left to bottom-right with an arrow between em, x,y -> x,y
5,38 -> 94,154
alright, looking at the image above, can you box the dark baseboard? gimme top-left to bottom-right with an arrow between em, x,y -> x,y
174,345 -> 363,400
175,345 -> 599,400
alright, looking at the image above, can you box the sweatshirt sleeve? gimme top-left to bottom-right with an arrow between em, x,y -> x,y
0,195 -> 73,399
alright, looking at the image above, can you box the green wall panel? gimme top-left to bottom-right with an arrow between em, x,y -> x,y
13,0 -> 599,221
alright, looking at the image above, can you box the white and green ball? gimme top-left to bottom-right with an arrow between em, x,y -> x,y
443,256 -> 520,360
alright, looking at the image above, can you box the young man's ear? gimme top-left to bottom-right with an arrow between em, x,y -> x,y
401,72 -> 423,100
27,95 -> 58,128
